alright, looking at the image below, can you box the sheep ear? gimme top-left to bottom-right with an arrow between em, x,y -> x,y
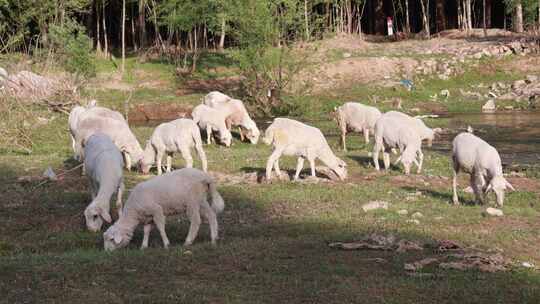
114,233 -> 123,244
505,179 -> 516,191
98,208 -> 112,223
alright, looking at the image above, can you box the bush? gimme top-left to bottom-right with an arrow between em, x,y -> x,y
48,19 -> 96,78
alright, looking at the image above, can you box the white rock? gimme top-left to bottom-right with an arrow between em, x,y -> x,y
343,52 -> 352,58
440,89 -> 450,98
525,75 -> 538,83
397,209 -> 409,215
485,207 -> 504,217
406,219 -> 420,225
362,201 -> 389,212
521,262 -> 534,268
411,212 -> 424,219
482,99 -> 496,112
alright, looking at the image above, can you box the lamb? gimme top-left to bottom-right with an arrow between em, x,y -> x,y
263,118 -> 348,181
140,118 -> 208,175
452,132 -> 515,207
203,91 -> 260,144
385,111 -> 442,147
334,102 -> 382,151
191,104 -> 232,147
103,168 -> 225,250
83,133 -> 125,232
74,115 -> 144,170
372,112 -> 423,175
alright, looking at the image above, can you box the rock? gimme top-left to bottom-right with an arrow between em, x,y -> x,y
485,207 -> 504,217
440,89 -> 450,98
488,91 -> 498,98
397,209 -> 409,215
406,219 -> 420,225
482,99 -> 496,112
512,80 -> 527,89
473,52 -> 483,59
521,262 -> 534,268
504,106 -> 514,110
434,216 -> 444,221
464,186 -> 474,193
343,52 -> 352,58
526,75 -> 538,83
411,212 -> 424,219
362,201 -> 389,212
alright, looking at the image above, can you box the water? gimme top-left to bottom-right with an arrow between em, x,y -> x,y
431,112 -> 540,167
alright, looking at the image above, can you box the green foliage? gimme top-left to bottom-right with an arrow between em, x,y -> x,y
48,19 -> 96,77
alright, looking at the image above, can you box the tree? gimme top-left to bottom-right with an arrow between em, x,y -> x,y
121,0 -> 126,73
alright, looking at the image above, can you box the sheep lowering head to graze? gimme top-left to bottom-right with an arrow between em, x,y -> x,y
203,92 -> 260,144
139,118 -> 208,175
83,133 -> 125,232
452,132 -> 515,207
334,102 -> 382,151
386,111 -> 442,147
372,112 -> 423,175
191,104 -> 232,147
263,118 -> 347,181
103,168 -> 224,251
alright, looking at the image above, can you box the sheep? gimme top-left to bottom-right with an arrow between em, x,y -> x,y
372,112 -> 423,175
78,105 -> 126,123
83,133 -> 125,232
103,168 -> 225,250
263,118 -> 348,181
67,101 -> 100,159
140,118 -> 208,175
191,104 -> 232,147
203,91 -> 261,144
452,132 -> 515,207
74,115 -> 144,170
386,111 -> 442,147
334,102 -> 382,151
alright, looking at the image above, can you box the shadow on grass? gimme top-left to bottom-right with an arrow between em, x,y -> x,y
401,185 -> 478,206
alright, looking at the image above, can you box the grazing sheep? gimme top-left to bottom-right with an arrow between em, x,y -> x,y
372,112 -> 423,175
334,102 -> 382,151
78,105 -> 126,123
386,111 -> 442,147
103,168 -> 224,250
452,132 -> 515,207
263,118 -> 348,181
203,91 -> 260,144
83,133 -> 125,232
74,115 -> 143,170
191,104 -> 232,147
140,118 -> 208,175
68,101 -> 100,159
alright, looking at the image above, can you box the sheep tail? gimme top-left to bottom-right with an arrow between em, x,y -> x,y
207,180 -> 225,214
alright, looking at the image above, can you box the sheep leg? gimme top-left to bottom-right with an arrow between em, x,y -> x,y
184,205 -> 201,246
116,182 -> 125,218
416,150 -> 424,174
452,160 -> 460,205
341,130 -> 347,152
124,152 -> 131,171
166,153 -> 173,173
201,201 -> 218,245
206,127 -> 212,145
266,148 -> 283,180
273,159 -> 283,179
471,174 -> 484,205
363,128 -> 370,144
180,147 -> 193,169
383,151 -> 391,171
308,156 -> 316,177
141,224 -> 153,249
373,140 -> 382,171
152,206 -> 170,249
156,150 -> 164,175
194,143 -> 208,172
239,127 -> 245,141
294,157 -> 305,180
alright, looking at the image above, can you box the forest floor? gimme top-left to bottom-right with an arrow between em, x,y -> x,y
1,34 -> 540,303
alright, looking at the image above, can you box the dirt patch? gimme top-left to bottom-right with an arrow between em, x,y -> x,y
128,103 -> 192,121
177,76 -> 242,95
507,177 -> 540,194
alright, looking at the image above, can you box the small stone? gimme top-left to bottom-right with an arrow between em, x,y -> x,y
504,106 -> 514,110
406,219 -> 420,225
512,80 -> 527,89
434,216 -> 443,221
526,75 -> 538,83
343,52 -> 352,58
412,212 -> 424,219
482,99 -> 496,112
440,89 -> 450,98
362,201 -> 389,212
464,186 -> 474,193
485,207 -> 504,217
522,262 -> 534,268
397,209 -> 409,215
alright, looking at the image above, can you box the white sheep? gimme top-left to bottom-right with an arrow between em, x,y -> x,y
83,133 -> 125,232
203,91 -> 260,144
334,102 -> 382,151
452,132 -> 515,207
263,118 -> 348,181
372,112 -> 423,175
103,168 -> 225,250
386,111 -> 442,147
74,115 -> 143,170
140,118 -> 208,175
67,101 -> 100,159
191,104 -> 232,147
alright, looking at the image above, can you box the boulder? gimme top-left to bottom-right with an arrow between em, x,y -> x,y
485,207 -> 504,217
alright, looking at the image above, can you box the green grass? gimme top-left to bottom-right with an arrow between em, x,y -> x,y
1,47 -> 540,303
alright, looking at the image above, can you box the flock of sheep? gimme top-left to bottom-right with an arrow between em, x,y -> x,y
67,91 -> 516,250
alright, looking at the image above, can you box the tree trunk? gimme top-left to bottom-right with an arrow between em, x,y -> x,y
122,0 -> 126,73
139,0 -> 146,48
486,0 -> 492,28
435,0 -> 446,32
514,1 -> 524,33
304,0 -> 310,40
102,2 -> 109,57
483,0 -> 487,37
219,15 -> 226,49
420,0 -> 431,38
404,0 -> 410,33
131,2 -> 138,51
96,1 -> 102,55
374,0 -> 386,34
